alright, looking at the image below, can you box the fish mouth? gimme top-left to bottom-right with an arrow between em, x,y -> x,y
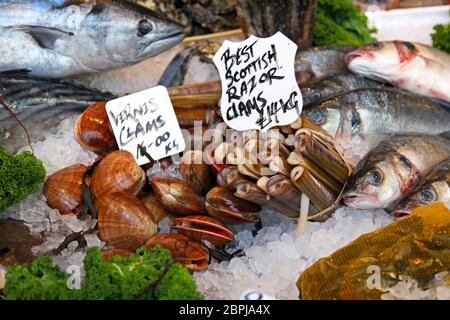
342,192 -> 379,208
391,208 -> 412,218
138,29 -> 185,59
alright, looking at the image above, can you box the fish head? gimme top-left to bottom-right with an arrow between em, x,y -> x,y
392,180 -> 449,217
343,152 -> 402,209
303,101 -> 341,139
78,1 -> 184,70
345,42 -> 413,82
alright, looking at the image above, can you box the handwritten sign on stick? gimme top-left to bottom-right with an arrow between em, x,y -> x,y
213,32 -> 302,132
105,86 -> 185,165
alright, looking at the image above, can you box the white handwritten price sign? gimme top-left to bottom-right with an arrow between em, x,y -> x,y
213,32 -> 302,132
105,86 -> 185,165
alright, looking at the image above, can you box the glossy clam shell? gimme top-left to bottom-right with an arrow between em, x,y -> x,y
74,101 -> 117,153
91,150 -> 146,202
145,233 -> 209,271
180,150 -> 212,195
43,164 -> 87,215
172,215 -> 233,247
150,176 -> 205,216
205,186 -> 260,224
140,193 -> 169,223
98,192 -> 157,251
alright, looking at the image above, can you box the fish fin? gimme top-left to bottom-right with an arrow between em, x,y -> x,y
0,69 -> 31,76
16,26 -> 74,52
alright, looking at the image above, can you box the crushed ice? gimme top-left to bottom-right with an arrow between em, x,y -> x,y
1,116 -> 103,261
194,206 -> 394,299
1,116 -> 448,300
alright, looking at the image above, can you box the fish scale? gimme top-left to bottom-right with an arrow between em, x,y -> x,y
0,0 -> 184,78
303,88 -> 450,161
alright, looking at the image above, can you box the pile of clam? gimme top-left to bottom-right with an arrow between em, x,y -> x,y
43,99 -> 351,272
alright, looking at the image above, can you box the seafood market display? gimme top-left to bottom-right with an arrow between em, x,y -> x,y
0,0 -> 450,301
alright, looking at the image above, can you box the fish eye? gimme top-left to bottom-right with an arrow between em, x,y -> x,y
309,109 -> 326,125
138,19 -> 153,36
312,91 -> 322,101
367,42 -> 381,50
419,188 -> 436,204
366,169 -> 383,185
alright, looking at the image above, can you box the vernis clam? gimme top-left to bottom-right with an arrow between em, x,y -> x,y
97,192 -> 157,251
205,186 -> 261,224
43,164 -> 87,215
91,150 -> 146,202
172,215 -> 233,247
145,233 -> 209,271
140,193 -> 169,223
74,101 -> 117,153
180,150 -> 212,195
150,176 -> 205,216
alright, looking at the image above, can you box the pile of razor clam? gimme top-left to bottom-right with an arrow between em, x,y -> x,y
0,0 -> 449,300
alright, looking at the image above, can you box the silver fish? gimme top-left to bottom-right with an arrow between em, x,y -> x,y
295,46 -> 356,84
343,134 -> 450,209
391,158 -> 450,217
0,75 -> 114,153
302,88 -> 450,159
0,0 -> 184,78
346,41 -> 450,103
301,73 -> 385,106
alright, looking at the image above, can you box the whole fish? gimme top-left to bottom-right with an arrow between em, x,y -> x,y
0,0 -> 184,78
301,73 -> 385,106
0,75 -> 114,153
392,158 -> 450,217
159,44 -> 357,91
343,134 -> 450,210
346,41 -> 450,103
302,88 -> 450,158
295,46 -> 356,84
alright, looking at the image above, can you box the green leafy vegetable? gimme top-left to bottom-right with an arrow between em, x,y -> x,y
3,256 -> 72,300
4,246 -> 203,300
0,146 -> 45,213
431,11 -> 450,54
314,0 -> 377,46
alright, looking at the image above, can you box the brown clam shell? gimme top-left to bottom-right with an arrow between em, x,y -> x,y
43,164 -> 87,215
74,101 -> 117,153
180,150 -> 213,195
172,215 -> 233,247
145,233 -> 209,271
91,150 -> 146,202
140,192 -> 169,223
98,192 -> 157,251
205,186 -> 260,224
150,176 -> 205,216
